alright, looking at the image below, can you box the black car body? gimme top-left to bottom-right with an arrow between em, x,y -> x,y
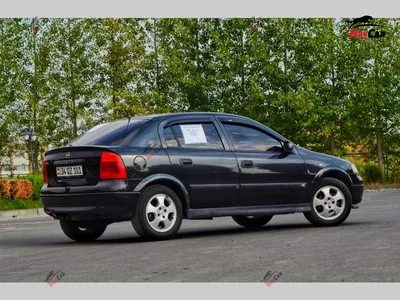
41,112 -> 363,241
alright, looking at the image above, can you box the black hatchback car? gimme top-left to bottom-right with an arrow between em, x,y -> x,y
41,112 -> 363,241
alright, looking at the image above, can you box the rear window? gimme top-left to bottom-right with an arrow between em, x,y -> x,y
68,119 -> 147,146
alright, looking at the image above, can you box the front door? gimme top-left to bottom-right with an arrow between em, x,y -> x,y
160,118 -> 240,209
220,121 -> 308,206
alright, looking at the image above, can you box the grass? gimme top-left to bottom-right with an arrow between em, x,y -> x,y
0,199 -> 43,211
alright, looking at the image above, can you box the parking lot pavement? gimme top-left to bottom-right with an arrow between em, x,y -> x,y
0,190 -> 399,282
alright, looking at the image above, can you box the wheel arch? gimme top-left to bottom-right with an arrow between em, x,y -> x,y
133,173 -> 190,215
313,166 -> 353,187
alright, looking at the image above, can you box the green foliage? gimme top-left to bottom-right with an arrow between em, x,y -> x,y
363,162 -> 383,184
16,174 -> 43,201
0,198 -> 43,211
388,156 -> 400,183
0,18 -> 400,168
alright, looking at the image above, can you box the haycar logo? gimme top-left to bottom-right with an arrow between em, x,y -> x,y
45,270 -> 66,287
262,270 -> 283,287
347,15 -> 386,39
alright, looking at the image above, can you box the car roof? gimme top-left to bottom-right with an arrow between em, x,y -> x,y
109,112 -> 289,142
114,112 -> 249,122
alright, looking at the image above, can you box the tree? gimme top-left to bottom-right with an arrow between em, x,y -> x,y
89,18 -> 152,123
0,19 -> 26,171
155,18 -> 220,112
41,19 -> 98,146
346,19 -> 400,178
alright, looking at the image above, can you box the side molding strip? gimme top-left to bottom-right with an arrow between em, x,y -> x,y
186,204 -> 311,219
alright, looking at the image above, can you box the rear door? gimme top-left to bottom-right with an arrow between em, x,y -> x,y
217,118 -> 308,206
159,116 -> 240,209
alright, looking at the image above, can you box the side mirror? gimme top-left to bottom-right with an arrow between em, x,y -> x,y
283,141 -> 294,153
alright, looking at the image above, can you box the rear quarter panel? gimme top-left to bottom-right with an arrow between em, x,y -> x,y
115,146 -> 174,191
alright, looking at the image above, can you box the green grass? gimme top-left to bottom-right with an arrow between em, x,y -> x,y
0,199 -> 43,211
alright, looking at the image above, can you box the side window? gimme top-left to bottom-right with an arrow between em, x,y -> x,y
123,122 -> 161,148
169,123 -> 224,150
163,127 -> 179,148
224,124 -> 283,152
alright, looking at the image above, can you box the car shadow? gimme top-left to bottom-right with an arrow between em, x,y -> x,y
91,220 -> 369,245
0,220 -> 374,247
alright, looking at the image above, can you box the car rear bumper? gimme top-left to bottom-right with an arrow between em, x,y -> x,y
41,192 -> 141,222
351,184 -> 363,205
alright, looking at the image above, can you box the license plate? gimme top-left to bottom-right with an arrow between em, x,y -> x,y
56,165 -> 83,177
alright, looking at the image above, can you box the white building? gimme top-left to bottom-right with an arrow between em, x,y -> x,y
0,152 -> 31,177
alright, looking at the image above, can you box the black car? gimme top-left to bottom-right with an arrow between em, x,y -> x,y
41,112 -> 364,242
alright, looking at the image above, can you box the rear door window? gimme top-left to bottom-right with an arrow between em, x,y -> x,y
169,123 -> 224,150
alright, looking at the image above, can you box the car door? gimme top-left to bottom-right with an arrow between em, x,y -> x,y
218,118 -> 308,206
159,116 -> 240,209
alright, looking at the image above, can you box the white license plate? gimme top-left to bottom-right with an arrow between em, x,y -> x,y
56,165 -> 83,177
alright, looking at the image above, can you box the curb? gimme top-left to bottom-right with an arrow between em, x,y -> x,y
0,208 -> 49,220
365,184 -> 400,190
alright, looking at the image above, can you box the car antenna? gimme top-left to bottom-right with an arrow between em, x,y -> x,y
121,106 -> 131,124
118,104 -> 132,142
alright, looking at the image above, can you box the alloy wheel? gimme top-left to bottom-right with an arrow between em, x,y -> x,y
145,193 -> 177,233
313,185 -> 345,221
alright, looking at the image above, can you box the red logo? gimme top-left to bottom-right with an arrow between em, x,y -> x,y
347,15 -> 386,39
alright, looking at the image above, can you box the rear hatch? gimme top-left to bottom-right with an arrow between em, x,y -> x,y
44,117 -> 149,187
45,146 -> 112,187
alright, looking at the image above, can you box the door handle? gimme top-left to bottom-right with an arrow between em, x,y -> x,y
241,160 -> 254,168
179,158 -> 193,165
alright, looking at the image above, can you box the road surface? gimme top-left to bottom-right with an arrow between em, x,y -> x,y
0,190 -> 399,282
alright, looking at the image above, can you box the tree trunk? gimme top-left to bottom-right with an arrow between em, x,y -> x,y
154,19 -> 160,95
9,149 -> 14,178
1,21 -> 5,79
68,21 -> 78,137
329,132 -> 335,155
241,29 -> 245,103
283,20 -> 288,77
195,19 -> 202,110
32,22 -> 39,174
330,62 -> 336,156
110,21 -> 117,110
376,127 -> 384,181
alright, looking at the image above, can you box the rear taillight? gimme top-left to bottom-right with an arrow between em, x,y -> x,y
99,152 -> 127,180
43,159 -> 48,183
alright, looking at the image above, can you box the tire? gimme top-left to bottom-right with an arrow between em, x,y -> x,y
59,220 -> 107,242
304,177 -> 352,226
132,185 -> 183,240
232,215 -> 273,228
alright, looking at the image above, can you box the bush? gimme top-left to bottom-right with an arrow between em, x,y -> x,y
21,174 -> 44,201
363,162 -> 383,184
389,157 -> 400,183
0,179 -> 34,200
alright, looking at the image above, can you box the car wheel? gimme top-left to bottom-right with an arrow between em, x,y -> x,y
132,185 -> 183,240
304,177 -> 352,226
232,215 -> 273,228
59,220 -> 107,242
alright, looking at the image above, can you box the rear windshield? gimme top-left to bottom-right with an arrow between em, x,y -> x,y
68,119 -> 148,146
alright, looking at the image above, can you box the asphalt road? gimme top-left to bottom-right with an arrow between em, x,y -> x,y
0,190 -> 399,282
